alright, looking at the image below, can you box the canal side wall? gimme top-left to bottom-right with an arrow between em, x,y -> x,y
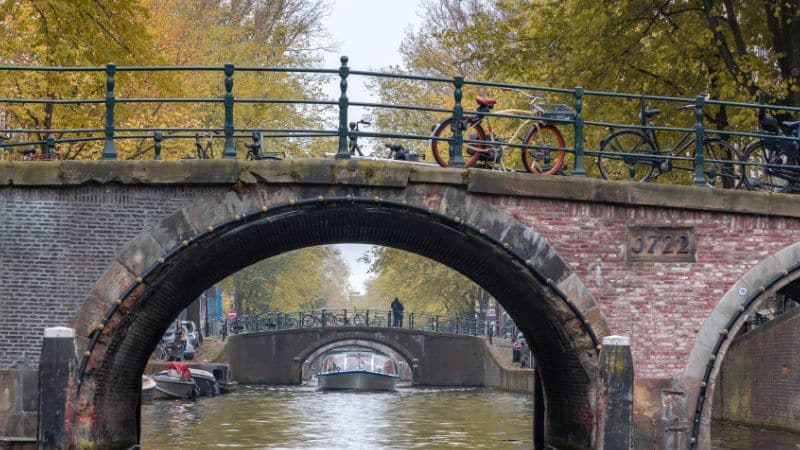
482,339 -> 534,393
712,307 -> 800,432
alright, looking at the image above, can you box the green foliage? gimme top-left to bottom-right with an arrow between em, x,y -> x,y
360,246 -> 491,317
220,246 -> 350,314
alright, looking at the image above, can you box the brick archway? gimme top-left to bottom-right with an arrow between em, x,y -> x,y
684,242 -> 800,447
69,182 -> 610,448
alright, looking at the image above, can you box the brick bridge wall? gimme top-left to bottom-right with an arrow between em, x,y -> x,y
2,159 -> 800,448
712,307 -> 800,432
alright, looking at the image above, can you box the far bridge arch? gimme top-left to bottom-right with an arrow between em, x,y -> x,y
69,178 -> 610,449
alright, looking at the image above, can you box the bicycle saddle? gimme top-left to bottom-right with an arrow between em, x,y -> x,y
782,120 -> 800,132
643,108 -> 661,118
476,97 -> 497,107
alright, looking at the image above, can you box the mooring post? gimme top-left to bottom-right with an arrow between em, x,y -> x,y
38,327 -> 79,449
596,335 -> 634,450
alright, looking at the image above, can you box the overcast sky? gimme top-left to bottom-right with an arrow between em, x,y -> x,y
323,0 -> 424,293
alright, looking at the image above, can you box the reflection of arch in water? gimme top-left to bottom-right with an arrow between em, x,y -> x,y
301,339 -> 414,382
71,184 -> 608,448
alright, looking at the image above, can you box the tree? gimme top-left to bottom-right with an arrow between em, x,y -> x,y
360,246 -> 491,317
220,245 -> 350,314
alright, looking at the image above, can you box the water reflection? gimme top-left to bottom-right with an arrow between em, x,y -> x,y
141,384 -> 533,449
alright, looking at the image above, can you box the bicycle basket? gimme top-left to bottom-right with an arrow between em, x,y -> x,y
540,103 -> 576,121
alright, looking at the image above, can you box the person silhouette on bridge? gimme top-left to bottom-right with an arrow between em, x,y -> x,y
391,297 -> 405,327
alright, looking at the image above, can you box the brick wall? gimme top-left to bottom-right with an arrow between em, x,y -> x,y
0,185 -> 215,368
712,307 -> 800,431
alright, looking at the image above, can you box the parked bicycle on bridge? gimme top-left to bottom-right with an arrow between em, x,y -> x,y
596,94 -> 744,188
739,93 -> 800,193
430,89 -> 570,174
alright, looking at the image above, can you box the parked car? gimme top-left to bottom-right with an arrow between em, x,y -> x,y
182,320 -> 201,348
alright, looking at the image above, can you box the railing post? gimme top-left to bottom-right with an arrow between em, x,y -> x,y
409,312 -> 415,329
435,315 -> 439,332
102,63 -> 116,160
366,309 -> 370,327
223,62 -> 236,159
450,75 -> 466,168
45,135 -> 55,157
455,316 -> 460,335
153,131 -> 162,160
693,94 -> 707,186
298,311 -> 302,327
572,86 -> 587,177
343,309 -> 348,326
321,309 -> 327,327
335,55 -> 350,159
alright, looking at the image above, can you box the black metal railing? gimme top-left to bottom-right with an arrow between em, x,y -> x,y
227,309 -> 494,337
1,56 -> 799,192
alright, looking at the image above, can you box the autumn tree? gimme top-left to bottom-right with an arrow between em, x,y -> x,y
360,246 -> 492,318
220,245 -> 350,314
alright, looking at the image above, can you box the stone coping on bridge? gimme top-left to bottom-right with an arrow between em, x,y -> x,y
2,159 -> 800,218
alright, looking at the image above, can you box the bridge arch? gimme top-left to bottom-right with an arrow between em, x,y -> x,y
685,242 -> 800,447
293,332 -> 419,383
69,179 -> 610,448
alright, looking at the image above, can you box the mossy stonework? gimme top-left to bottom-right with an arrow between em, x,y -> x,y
2,159 -> 800,448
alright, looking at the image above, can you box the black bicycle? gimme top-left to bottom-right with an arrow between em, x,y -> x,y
597,95 -> 744,188
740,94 -> 800,193
348,119 -> 370,156
244,132 -> 284,160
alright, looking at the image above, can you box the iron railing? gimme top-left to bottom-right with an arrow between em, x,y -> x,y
227,309 -> 494,337
1,56 -> 799,191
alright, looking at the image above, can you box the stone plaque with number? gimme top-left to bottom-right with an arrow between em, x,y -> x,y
625,226 -> 695,263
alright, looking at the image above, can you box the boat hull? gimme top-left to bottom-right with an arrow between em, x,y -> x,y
141,376 -> 156,403
189,369 -> 219,397
152,376 -> 196,400
317,371 -> 398,391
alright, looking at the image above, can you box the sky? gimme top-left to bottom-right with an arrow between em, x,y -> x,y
323,0 -> 424,294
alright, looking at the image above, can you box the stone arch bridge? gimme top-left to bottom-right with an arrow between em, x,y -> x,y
2,159 -> 800,449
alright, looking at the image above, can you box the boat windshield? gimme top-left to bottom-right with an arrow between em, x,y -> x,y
320,352 -> 397,375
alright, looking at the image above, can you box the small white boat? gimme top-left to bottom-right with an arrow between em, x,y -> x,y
187,363 -> 238,394
141,375 -> 156,403
153,362 -> 197,400
317,350 -> 399,391
189,368 -> 219,397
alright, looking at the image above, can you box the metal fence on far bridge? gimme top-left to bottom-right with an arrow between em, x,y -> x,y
228,309 -> 494,337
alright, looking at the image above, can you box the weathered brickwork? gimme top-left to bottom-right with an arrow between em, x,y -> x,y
0,185 -> 215,368
499,198 -> 800,378
713,307 -> 800,432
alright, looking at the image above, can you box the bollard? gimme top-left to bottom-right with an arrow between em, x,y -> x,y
596,335 -> 633,450
38,327 -> 79,449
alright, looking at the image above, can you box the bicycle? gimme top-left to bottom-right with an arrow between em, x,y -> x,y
740,94 -> 800,193
244,132 -> 285,160
182,133 -> 214,160
596,95 -> 744,188
150,343 -> 168,361
430,89 -> 570,174
348,119 -> 370,156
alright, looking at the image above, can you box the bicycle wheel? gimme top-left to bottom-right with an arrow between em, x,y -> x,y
597,130 -> 655,182
741,141 -> 796,193
151,345 -> 167,361
431,117 -> 485,167
522,124 -> 566,175
701,138 -> 744,188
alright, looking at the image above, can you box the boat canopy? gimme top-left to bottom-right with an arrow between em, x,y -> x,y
320,352 -> 397,376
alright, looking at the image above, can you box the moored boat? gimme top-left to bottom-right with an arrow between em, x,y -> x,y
317,350 -> 399,391
141,375 -> 156,403
189,368 -> 219,397
187,362 -> 238,394
153,362 -> 197,400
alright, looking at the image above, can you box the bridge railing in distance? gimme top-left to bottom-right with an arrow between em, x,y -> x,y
1,57 -> 799,190
226,309 -> 494,337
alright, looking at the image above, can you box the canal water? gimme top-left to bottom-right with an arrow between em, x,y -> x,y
141,384 -> 533,449
142,383 -> 800,449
